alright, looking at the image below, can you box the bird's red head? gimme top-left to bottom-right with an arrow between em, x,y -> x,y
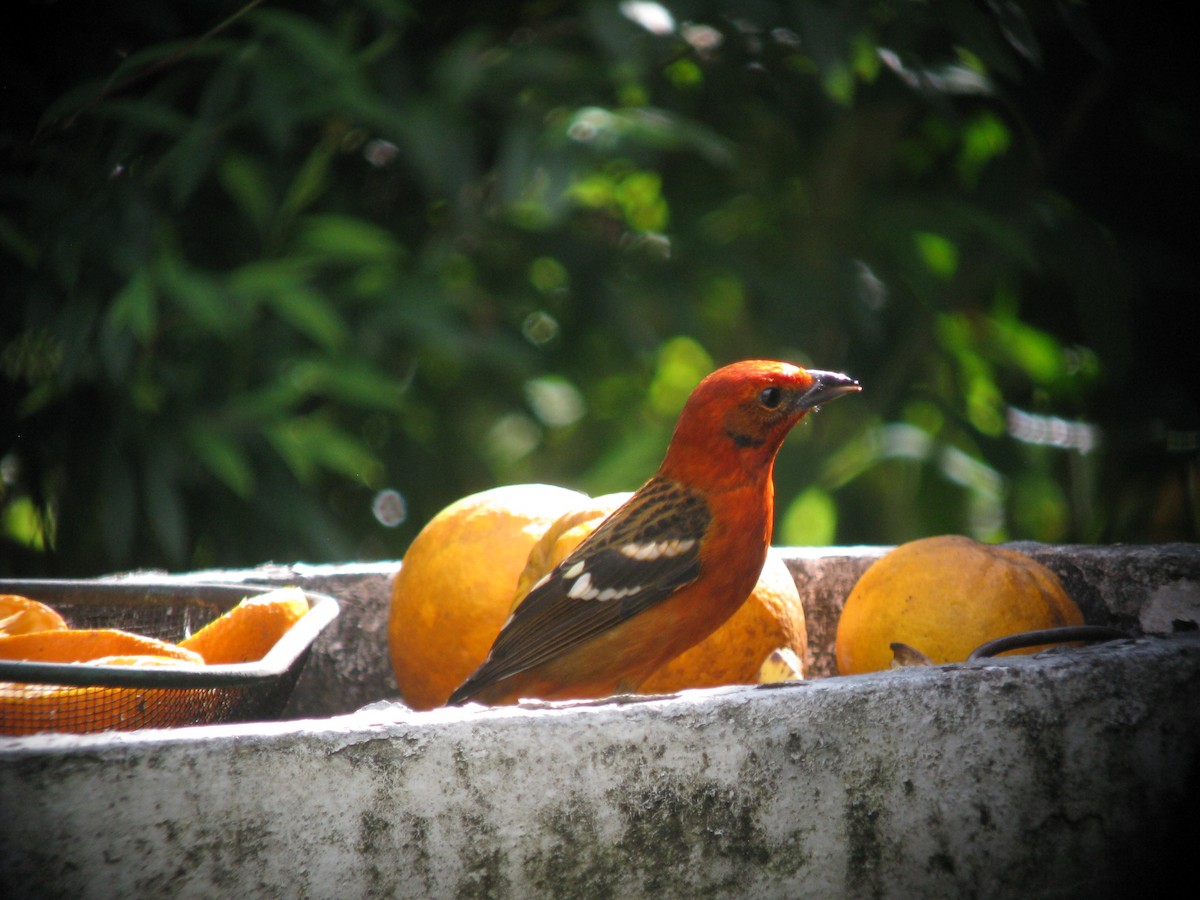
659,359 -> 860,488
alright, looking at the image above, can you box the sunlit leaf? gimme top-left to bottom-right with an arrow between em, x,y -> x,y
528,256 -> 569,294
914,231 -> 960,279
780,486 -> 838,546
958,111 -> 1011,187
2,497 -> 53,552
648,336 -> 713,417
990,314 -> 1064,385
664,59 -> 703,88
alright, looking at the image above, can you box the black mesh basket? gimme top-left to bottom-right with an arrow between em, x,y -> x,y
0,579 -> 338,736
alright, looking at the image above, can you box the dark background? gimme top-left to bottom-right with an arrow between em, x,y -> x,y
2,0 -> 1196,576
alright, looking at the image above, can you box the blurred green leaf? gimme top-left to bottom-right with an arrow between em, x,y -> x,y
267,284 -> 349,351
108,270 -> 158,343
285,358 -> 405,410
780,486 -> 838,546
228,258 -> 348,350
2,497 -> 53,552
267,415 -> 383,486
99,456 -> 137,566
251,9 -> 363,83
219,153 -> 275,236
4,0 -> 1189,576
144,445 -> 187,563
957,111 -> 1011,187
189,427 -> 256,498
156,254 -> 243,335
0,216 -> 39,268
92,96 -> 192,137
913,231 -> 960,279
647,337 -> 713,417
278,135 -> 338,224
297,215 -> 405,264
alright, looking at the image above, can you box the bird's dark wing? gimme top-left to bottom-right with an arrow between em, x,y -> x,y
447,476 -> 710,704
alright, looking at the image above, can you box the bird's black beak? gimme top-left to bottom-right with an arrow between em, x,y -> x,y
796,369 -> 861,411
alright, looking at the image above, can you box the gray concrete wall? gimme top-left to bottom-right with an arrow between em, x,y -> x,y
3,545 -> 1200,898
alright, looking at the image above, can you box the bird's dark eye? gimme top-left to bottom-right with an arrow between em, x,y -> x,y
758,386 -> 782,409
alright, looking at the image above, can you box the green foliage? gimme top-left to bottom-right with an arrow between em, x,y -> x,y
2,0 -> 1194,575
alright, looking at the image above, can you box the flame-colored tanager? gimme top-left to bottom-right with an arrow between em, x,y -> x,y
447,359 -> 860,706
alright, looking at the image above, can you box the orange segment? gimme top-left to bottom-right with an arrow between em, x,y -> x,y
180,587 -> 309,664
0,594 -> 68,637
0,629 -> 204,664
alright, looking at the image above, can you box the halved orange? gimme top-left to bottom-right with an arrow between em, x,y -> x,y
180,587 -> 309,664
0,594 -> 68,637
0,628 -> 204,664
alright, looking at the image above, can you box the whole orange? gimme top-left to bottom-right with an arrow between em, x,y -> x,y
514,500 -> 810,693
512,491 -> 632,604
388,483 -> 589,710
835,534 -> 1084,675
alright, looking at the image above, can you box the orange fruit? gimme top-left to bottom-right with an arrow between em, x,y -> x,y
0,683 -> 183,736
638,553 -> 809,692
835,534 -> 1085,675
87,655 -> 199,667
0,594 -> 68,636
512,491 -> 633,605
0,653 -> 199,736
180,587 -> 309,664
0,628 -> 204,664
388,483 -> 590,710
0,638 -> 205,735
514,499 -> 810,693
0,589 -> 310,736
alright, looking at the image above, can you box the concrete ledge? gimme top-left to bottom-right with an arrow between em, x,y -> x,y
3,636 -> 1199,898
2,545 -> 1199,898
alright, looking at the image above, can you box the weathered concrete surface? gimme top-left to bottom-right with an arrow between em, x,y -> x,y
3,545 -> 1199,899
2,633 -> 1199,899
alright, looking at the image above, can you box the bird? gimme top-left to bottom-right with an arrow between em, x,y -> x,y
446,359 -> 860,706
